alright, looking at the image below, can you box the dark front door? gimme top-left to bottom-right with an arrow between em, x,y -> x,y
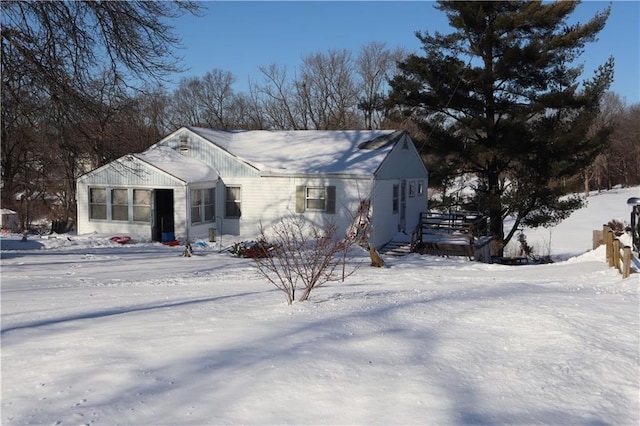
153,189 -> 174,242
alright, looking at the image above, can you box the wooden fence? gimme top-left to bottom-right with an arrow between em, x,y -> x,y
602,225 -> 632,279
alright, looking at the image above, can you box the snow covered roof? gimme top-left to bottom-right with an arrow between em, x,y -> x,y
188,127 -> 405,176
134,146 -> 219,183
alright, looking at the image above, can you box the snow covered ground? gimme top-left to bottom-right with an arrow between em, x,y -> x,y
1,187 -> 638,425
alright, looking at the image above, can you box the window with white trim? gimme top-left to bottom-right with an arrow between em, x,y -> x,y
191,188 -> 215,223
90,188 -> 107,220
111,189 -> 128,221
133,190 -> 151,222
225,186 -> 241,218
89,187 -> 150,223
306,187 -> 326,210
203,188 -> 215,221
191,189 -> 202,223
295,186 -> 336,213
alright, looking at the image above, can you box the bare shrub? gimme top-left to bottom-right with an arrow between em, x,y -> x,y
253,216 -> 355,304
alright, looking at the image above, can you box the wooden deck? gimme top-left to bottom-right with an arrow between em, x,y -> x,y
410,211 -> 493,262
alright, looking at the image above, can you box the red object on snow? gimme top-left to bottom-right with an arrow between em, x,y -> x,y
162,240 -> 180,246
110,236 -> 131,244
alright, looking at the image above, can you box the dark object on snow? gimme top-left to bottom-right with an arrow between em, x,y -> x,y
51,220 -> 69,234
110,235 -> 131,244
230,240 -> 274,258
182,243 -> 193,257
628,197 -> 640,252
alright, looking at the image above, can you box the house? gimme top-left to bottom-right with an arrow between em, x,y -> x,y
76,127 -> 429,249
1,208 -> 19,231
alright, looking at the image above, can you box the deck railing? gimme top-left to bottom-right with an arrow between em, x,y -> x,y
603,225 -> 632,279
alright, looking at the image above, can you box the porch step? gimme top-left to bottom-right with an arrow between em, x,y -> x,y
379,241 -> 413,257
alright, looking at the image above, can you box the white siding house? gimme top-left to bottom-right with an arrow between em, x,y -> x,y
77,127 -> 429,249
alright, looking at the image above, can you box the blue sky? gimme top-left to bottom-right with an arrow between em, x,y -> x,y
172,1 -> 639,105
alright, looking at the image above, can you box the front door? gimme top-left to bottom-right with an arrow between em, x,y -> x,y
153,189 -> 174,242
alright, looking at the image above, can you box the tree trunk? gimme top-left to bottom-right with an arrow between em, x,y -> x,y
584,169 -> 590,198
369,246 -> 385,267
487,167 -> 504,257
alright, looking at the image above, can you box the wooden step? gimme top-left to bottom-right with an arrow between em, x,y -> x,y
380,241 -> 412,257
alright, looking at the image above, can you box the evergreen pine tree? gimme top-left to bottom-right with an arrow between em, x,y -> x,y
386,0 -> 614,256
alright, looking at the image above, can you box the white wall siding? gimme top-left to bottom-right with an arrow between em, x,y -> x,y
370,178 -> 428,249
171,186 -> 188,241
375,134 -> 429,180
217,176 -> 374,241
76,183 -> 90,235
370,134 -> 429,248
79,157 -> 183,187
370,179 -> 398,248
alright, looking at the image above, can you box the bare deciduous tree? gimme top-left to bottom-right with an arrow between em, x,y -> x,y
356,42 -> 406,130
252,216 -> 354,304
297,49 -> 362,130
255,64 -> 305,129
1,0 -> 201,226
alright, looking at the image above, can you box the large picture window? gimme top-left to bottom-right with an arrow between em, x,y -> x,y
89,187 -> 150,223
225,186 -> 241,218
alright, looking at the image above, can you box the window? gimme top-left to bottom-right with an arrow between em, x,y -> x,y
89,187 -> 150,223
90,188 -> 107,220
133,190 -> 151,222
191,188 -> 215,223
409,181 -> 416,198
392,184 -> 399,214
306,187 -> 326,210
111,189 -> 128,221
225,186 -> 241,218
296,186 -> 335,213
417,180 -> 424,196
191,189 -> 202,223
179,135 -> 189,153
204,188 -> 215,221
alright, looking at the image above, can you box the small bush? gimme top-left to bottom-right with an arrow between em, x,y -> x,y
252,216 -> 354,304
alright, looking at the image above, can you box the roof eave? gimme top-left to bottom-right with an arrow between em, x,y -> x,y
259,171 -> 375,179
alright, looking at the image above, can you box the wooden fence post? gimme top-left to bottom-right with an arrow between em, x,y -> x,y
613,239 -> 620,272
593,229 -> 604,249
606,228 -> 614,267
622,246 -> 631,279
